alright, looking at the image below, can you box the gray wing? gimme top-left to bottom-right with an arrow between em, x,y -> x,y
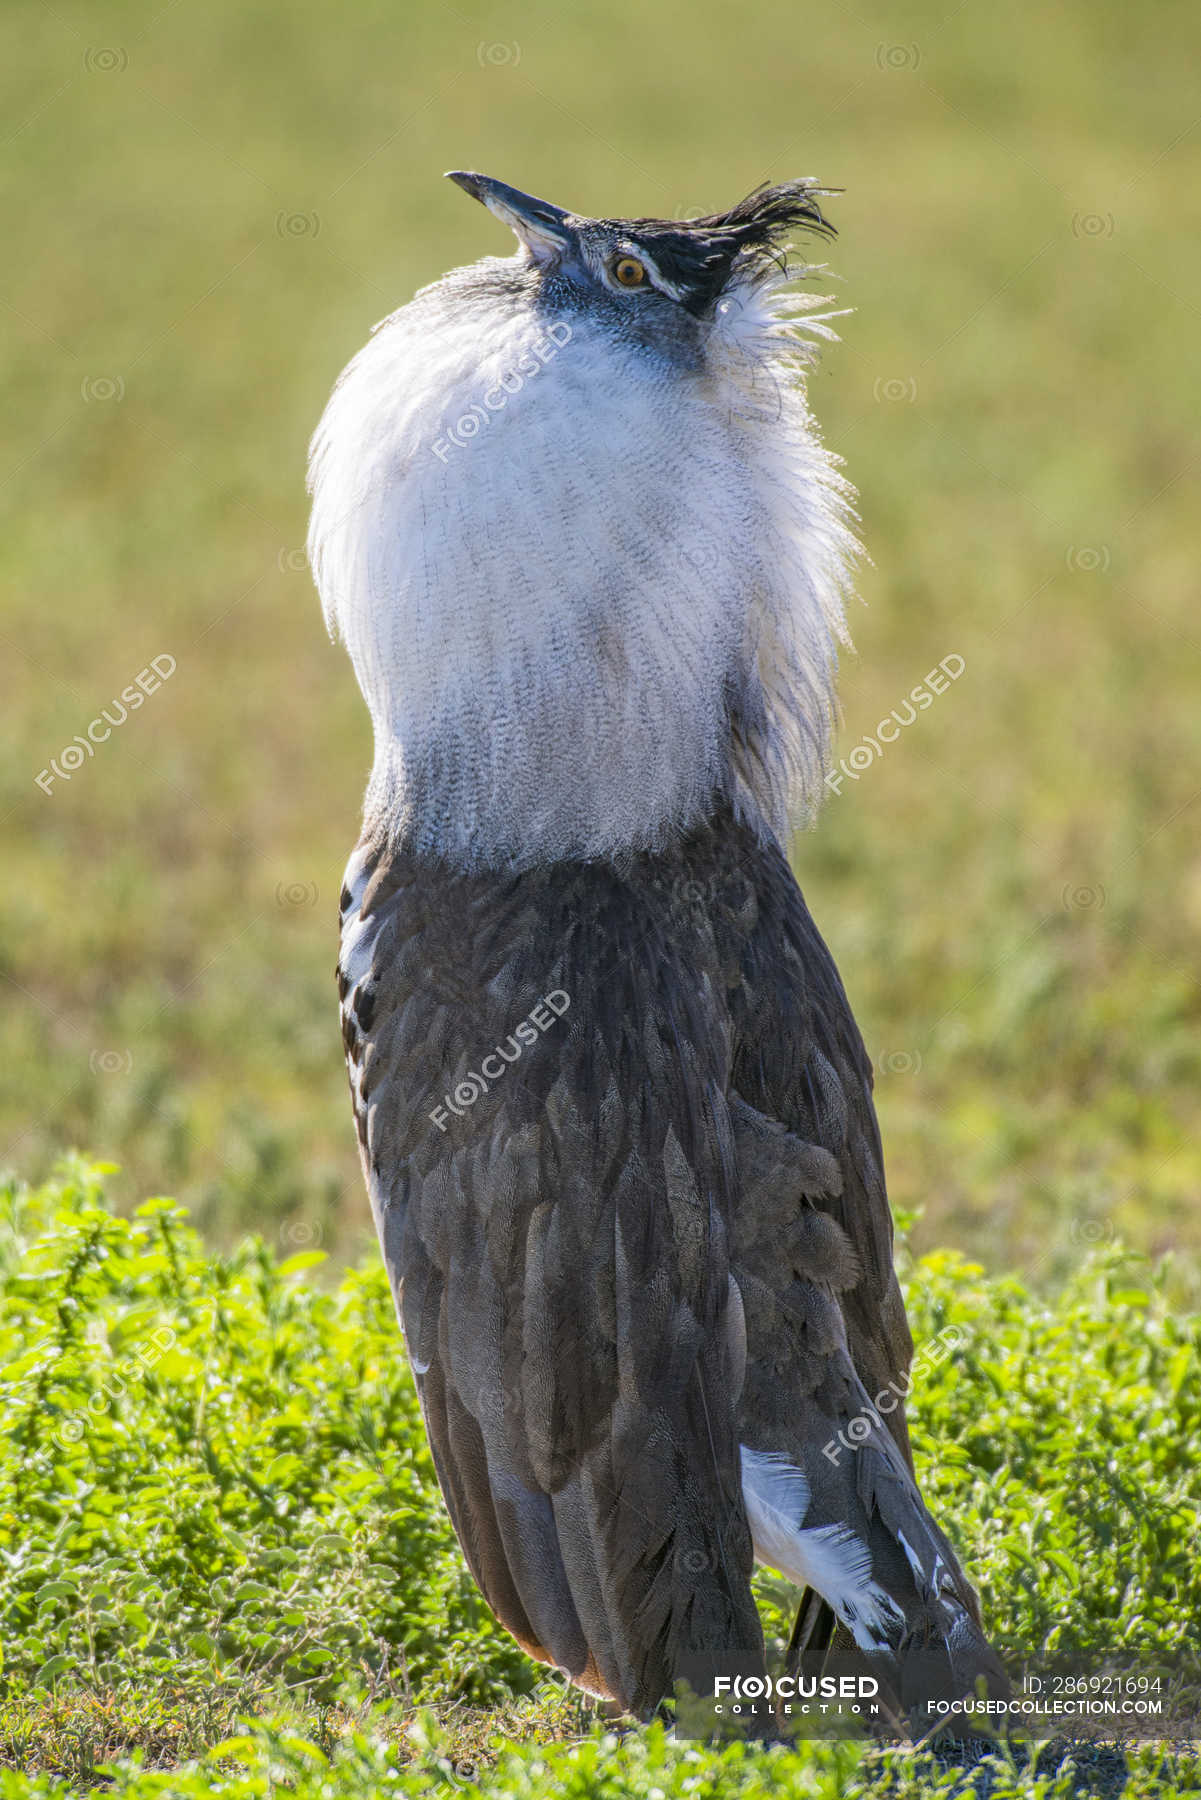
715,838 -> 915,1466
338,837 -> 765,1717
710,831 -> 1006,1714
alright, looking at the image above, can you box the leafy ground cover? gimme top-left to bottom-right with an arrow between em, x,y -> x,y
1,1163 -> 1197,1796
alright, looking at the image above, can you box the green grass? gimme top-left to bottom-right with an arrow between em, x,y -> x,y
2,0 -> 1200,1272
2,1164 -> 1199,1796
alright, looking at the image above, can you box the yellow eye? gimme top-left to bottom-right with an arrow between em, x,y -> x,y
611,255 -> 647,289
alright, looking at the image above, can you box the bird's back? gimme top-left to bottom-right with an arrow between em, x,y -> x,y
337,807 -> 1000,1719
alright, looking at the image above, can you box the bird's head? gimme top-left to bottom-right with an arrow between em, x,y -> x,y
444,169 -> 838,366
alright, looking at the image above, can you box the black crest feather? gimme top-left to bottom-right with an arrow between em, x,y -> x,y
617,180 -> 838,316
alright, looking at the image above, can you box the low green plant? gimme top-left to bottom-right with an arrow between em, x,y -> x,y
1,1162 -> 1198,1798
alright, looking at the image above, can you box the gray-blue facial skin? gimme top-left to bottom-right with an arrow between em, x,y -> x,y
442,170 -> 837,377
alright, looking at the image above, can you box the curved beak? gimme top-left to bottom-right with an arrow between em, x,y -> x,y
445,171 -> 575,263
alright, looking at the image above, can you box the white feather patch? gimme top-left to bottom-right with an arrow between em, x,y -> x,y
338,845 -> 376,990
895,1528 -> 928,1593
740,1447 -> 905,1653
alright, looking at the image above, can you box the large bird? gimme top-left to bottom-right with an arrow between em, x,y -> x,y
307,172 -> 1007,1727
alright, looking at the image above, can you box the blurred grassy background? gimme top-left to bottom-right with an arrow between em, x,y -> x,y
1,0 -> 1198,1280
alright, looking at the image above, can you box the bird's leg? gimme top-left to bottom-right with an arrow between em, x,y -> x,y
783,1585 -> 836,1681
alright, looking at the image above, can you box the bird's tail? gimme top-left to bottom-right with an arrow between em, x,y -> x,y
741,1425 -> 1008,1733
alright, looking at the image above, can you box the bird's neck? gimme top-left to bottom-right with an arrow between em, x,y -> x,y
308,286 -> 856,872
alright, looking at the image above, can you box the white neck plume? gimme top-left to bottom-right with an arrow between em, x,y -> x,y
307,257 -> 859,871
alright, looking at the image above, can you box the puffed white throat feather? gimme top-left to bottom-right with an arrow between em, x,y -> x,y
307,233 -> 859,872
